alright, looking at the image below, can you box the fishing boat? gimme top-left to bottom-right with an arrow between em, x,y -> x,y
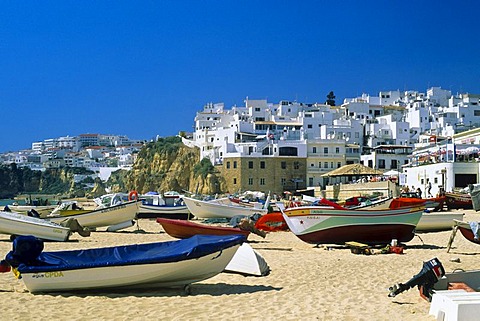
390,193 -> 445,211
445,192 -> 473,210
45,199 -> 138,230
0,211 -> 71,242
49,201 -> 91,216
156,217 -> 250,239
452,219 -> 480,245
415,212 -> 465,233
282,205 -> 423,245
7,204 -> 58,218
182,195 -> 269,219
254,211 -> 288,232
0,234 -> 245,293
137,192 -> 191,219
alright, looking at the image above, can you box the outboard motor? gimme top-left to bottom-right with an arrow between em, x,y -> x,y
388,257 -> 445,301
27,209 -> 40,218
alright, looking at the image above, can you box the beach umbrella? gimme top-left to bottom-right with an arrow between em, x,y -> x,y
321,163 -> 383,177
383,170 -> 401,177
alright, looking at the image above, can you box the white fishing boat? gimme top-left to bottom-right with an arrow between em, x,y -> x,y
182,195 -> 269,219
46,199 -> 138,230
0,211 -> 71,242
6,204 -> 58,218
415,211 -> 465,232
137,191 -> 191,219
1,234 -> 245,293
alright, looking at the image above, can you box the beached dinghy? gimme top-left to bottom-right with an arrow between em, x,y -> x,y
415,211 -> 465,232
0,211 -> 72,242
182,195 -> 269,219
156,217 -> 250,239
45,200 -> 138,230
0,234 -> 245,293
282,205 -> 423,245
446,220 -> 480,251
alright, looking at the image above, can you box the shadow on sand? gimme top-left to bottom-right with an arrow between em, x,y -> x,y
42,283 -> 282,298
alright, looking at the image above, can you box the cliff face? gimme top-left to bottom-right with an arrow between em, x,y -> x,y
118,138 -> 224,195
0,164 -> 95,199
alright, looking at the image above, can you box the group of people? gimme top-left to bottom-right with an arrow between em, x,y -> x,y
402,181 -> 433,199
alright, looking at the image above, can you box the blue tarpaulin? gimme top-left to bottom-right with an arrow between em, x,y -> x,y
6,234 -> 245,273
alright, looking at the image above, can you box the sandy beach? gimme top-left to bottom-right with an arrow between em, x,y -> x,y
0,209 -> 479,321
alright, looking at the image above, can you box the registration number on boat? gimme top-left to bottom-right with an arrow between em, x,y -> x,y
32,271 -> 64,278
101,204 -> 126,213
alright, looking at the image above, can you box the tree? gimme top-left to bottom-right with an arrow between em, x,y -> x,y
326,91 -> 336,106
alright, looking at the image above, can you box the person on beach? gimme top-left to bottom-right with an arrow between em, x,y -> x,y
427,181 -> 433,197
416,187 -> 422,198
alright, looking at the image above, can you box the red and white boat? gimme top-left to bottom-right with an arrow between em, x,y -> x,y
282,205 -> 424,245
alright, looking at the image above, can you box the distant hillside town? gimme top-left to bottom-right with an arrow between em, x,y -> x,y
0,133 -> 146,181
2,86 -> 480,196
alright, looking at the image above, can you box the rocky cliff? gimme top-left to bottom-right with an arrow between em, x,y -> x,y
111,137 -> 225,195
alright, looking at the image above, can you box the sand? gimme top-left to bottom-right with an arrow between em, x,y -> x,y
0,209 -> 479,321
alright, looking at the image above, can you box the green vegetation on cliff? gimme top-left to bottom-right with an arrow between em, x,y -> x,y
0,163 -> 96,199
116,136 -> 224,195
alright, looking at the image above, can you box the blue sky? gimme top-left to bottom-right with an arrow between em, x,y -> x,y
1,1 -> 479,152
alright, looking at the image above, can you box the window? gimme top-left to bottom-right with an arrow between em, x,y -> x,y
281,161 -> 286,169
260,161 -> 265,169
318,162 -> 322,168
330,162 -> 333,168
391,159 -> 398,169
309,177 -> 313,186
474,110 -> 480,116
307,124 -> 312,129
226,162 -> 230,169
313,147 -> 317,153
335,147 -> 340,154
324,162 -> 328,168
294,162 -> 300,169
337,162 -> 341,168
378,159 -> 385,169
281,178 -> 286,185
324,147 -> 328,154
233,161 -> 237,168
260,178 -> 265,185
248,178 -> 253,185
255,107 -> 260,112
233,178 -> 237,184
248,161 -> 253,169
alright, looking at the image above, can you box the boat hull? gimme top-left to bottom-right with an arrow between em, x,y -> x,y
137,204 -> 191,220
46,201 -> 138,228
283,206 -> 423,245
445,193 -> 473,210
20,245 -> 240,293
157,218 -> 250,239
183,196 -> 268,219
0,211 -> 70,242
416,212 -> 464,232
7,235 -> 244,293
8,205 -> 57,218
456,221 -> 480,245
